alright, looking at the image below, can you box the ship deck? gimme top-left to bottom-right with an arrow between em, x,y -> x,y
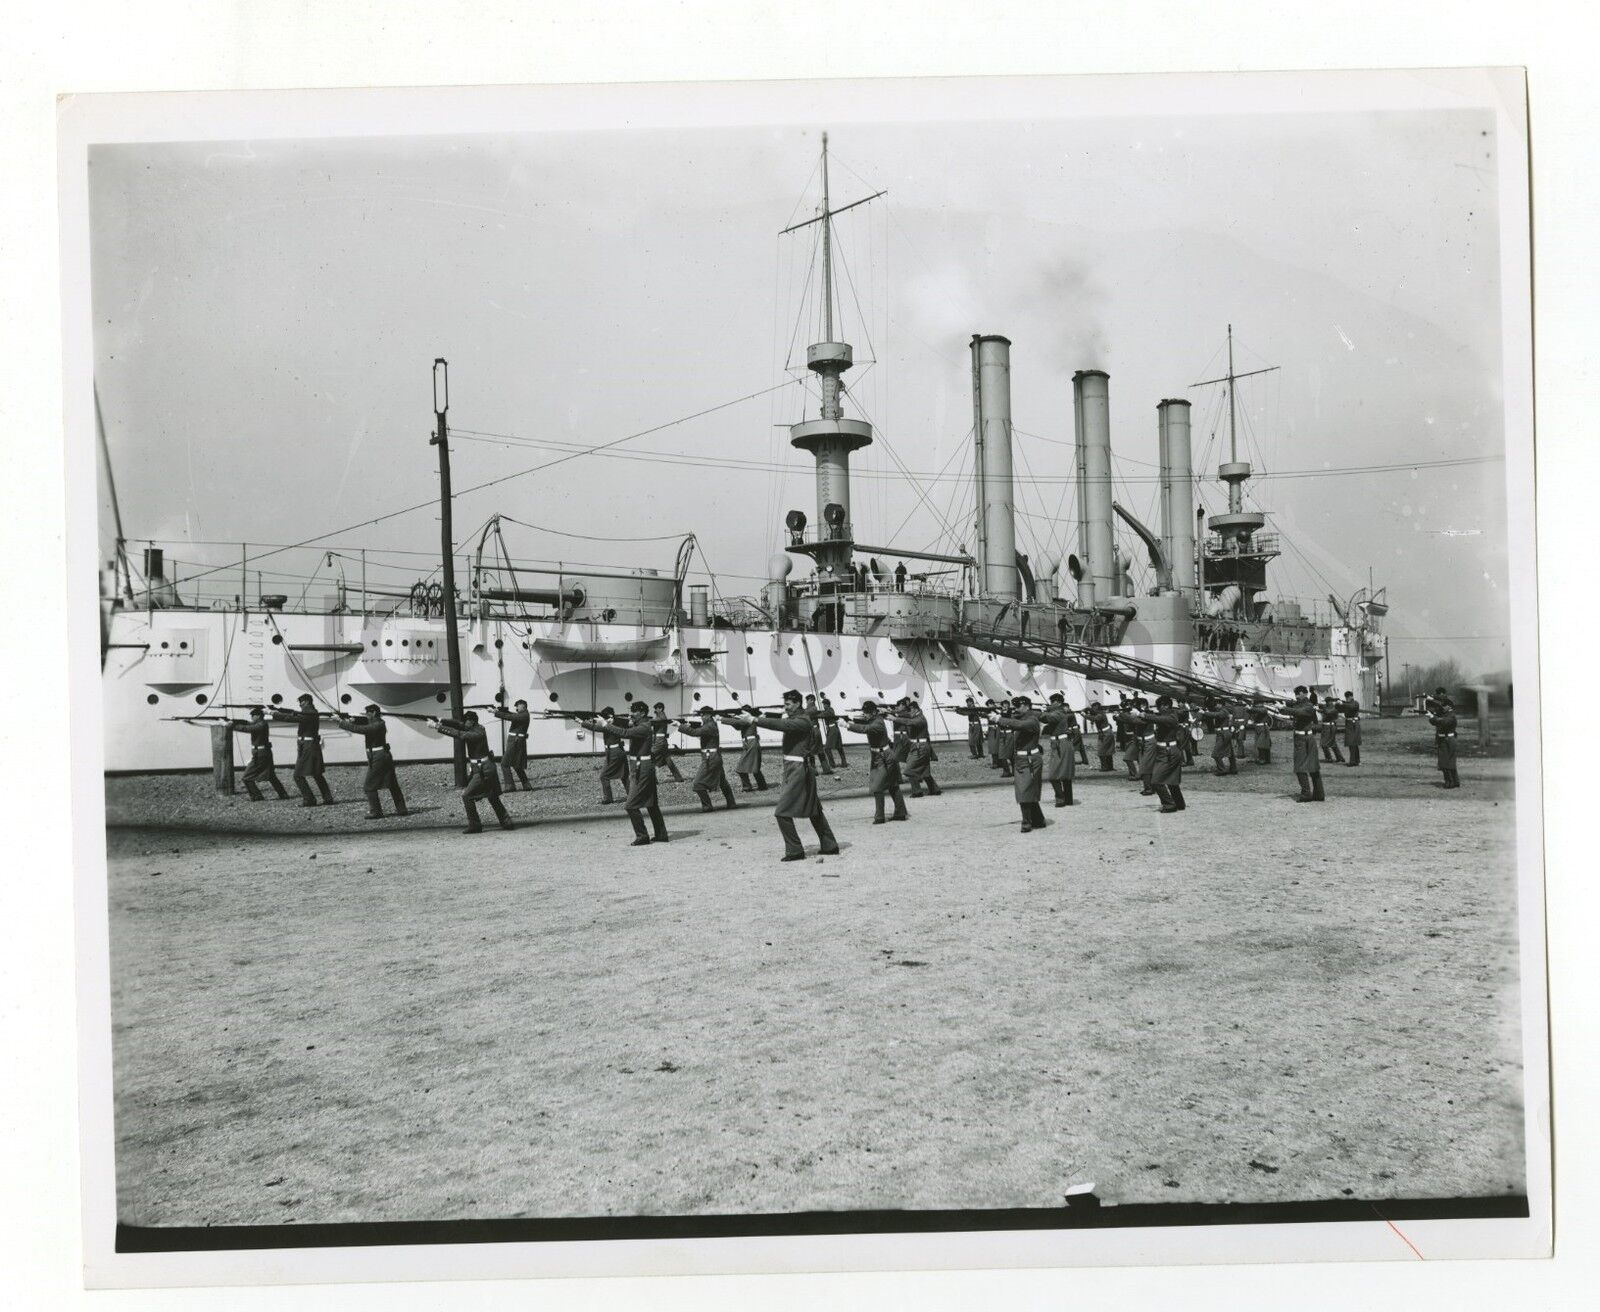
105,721 -> 1524,1228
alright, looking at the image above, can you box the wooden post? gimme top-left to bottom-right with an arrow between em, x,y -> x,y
211,723 -> 235,794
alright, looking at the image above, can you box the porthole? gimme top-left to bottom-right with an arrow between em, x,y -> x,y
179,641 -> 189,650
145,694 -> 159,705
401,639 -> 409,648
746,645 -> 754,655
494,639 -> 503,649
270,693 -> 283,705
270,634 -> 283,645
427,640 -> 435,648
195,694 -> 208,705
786,646 -> 794,655
522,641 -> 530,649
159,641 -> 169,650
548,693 -> 559,703
623,692 -> 634,702
385,639 -> 393,647
435,692 -> 447,704
370,640 -> 378,648
692,692 -> 701,701
341,694 -> 352,705
826,648 -> 833,656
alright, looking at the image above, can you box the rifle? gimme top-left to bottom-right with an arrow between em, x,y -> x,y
164,714 -> 234,722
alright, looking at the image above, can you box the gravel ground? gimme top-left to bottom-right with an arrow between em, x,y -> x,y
106,721 -> 1526,1226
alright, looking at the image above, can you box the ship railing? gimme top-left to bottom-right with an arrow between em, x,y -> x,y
1203,531 -> 1281,558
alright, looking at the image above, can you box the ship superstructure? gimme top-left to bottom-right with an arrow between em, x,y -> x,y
99,135 -> 1386,773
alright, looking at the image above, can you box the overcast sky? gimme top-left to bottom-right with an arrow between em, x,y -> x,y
90,106 -> 1511,676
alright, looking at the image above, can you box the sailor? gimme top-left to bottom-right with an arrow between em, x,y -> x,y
1040,692 -> 1077,807
617,701 -> 670,845
1134,699 -> 1160,796
753,689 -> 842,862
650,702 -> 687,783
677,706 -> 738,811
335,703 -> 408,818
1071,701 -> 1090,766
1248,697 -> 1274,764
892,698 -> 942,797
722,704 -> 770,792
1427,695 -> 1461,788
1339,689 -> 1363,766
1319,694 -> 1345,763
996,695 -> 1046,833
271,693 -> 335,807
984,700 -> 1002,769
1174,701 -> 1198,765
1200,697 -> 1234,776
820,693 -> 848,768
1087,700 -> 1117,772
492,698 -> 533,790
1117,696 -> 1142,780
803,694 -> 836,776
1146,695 -> 1188,813
894,560 -> 908,592
996,698 -> 1016,778
226,705 -> 290,801
962,695 -> 985,759
584,707 -> 631,805
1283,686 -> 1326,802
428,711 -> 514,833
845,699 -> 908,824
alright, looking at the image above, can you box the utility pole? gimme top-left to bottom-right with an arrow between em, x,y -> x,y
432,358 -> 467,785
1401,661 -> 1414,705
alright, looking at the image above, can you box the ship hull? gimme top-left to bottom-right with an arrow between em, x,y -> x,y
102,608 -> 1379,773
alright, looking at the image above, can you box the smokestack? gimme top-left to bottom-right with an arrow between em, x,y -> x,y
1073,369 -> 1116,602
971,335 -> 1018,600
1157,399 -> 1196,600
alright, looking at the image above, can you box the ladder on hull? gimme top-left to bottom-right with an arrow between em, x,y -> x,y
951,627 -> 1289,704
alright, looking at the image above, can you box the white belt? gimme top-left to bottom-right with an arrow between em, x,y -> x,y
1051,734 -> 1070,741
1438,732 -> 1456,738
783,754 -> 809,762
508,732 -> 526,739
702,748 -> 719,757
1016,748 -> 1041,756
252,746 -> 270,754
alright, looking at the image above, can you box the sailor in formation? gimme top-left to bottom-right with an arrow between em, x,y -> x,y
723,704 -> 770,792
1427,692 -> 1461,788
428,710 -> 515,833
1174,700 -> 1198,765
676,706 -> 738,812
963,695 -> 985,759
617,701 -> 670,845
335,702 -> 408,819
1200,696 -> 1236,776
587,706 -> 632,805
1338,689 -> 1362,766
803,694 -> 836,776
996,694 -> 1047,833
1146,695 -> 1188,813
271,693 -> 335,807
1088,700 -> 1117,772
492,698 -> 533,791
1248,697 -> 1274,764
820,693 -> 849,768
984,699 -> 1003,770
892,698 -> 943,797
650,702 -> 687,783
226,705 -> 290,801
845,700 -> 909,824
1134,699 -> 1161,797
1040,692 -> 1077,808
1284,686 -> 1327,803
1117,696 -> 1142,780
753,689 -> 842,861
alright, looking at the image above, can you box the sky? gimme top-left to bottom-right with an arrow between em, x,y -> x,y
89,107 -> 1513,676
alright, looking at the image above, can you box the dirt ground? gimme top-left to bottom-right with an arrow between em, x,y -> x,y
105,720 -> 1526,1226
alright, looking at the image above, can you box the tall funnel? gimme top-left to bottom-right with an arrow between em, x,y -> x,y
1073,369 -> 1116,603
971,334 -> 1018,599
1157,398 -> 1196,600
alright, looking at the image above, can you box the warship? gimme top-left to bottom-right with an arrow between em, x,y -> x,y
98,135 -> 1387,773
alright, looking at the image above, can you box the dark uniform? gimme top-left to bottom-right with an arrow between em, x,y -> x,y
679,713 -> 737,811
591,714 -> 631,804
492,704 -> 532,789
1040,700 -> 1077,807
229,714 -> 289,801
845,705 -> 908,823
1248,702 -> 1273,764
963,700 -> 985,759
1339,693 -> 1363,766
753,703 -> 841,861
434,716 -> 513,832
1146,703 -> 1187,812
1287,694 -> 1326,801
1319,698 -> 1345,763
271,700 -> 334,806
1200,704 -> 1235,775
1088,703 -> 1116,772
1428,701 -> 1460,788
1118,702 -> 1142,779
1134,707 -> 1160,795
997,702 -> 1046,832
651,711 -> 686,782
619,713 -> 669,844
984,704 -> 1002,769
1174,703 -> 1198,765
726,709 -> 769,791
892,704 -> 942,797
336,709 -> 407,818
997,704 -> 1017,778
804,699 -> 836,776
821,697 -> 848,767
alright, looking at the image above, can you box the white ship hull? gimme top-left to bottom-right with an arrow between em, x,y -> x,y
102,607 -> 1379,773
